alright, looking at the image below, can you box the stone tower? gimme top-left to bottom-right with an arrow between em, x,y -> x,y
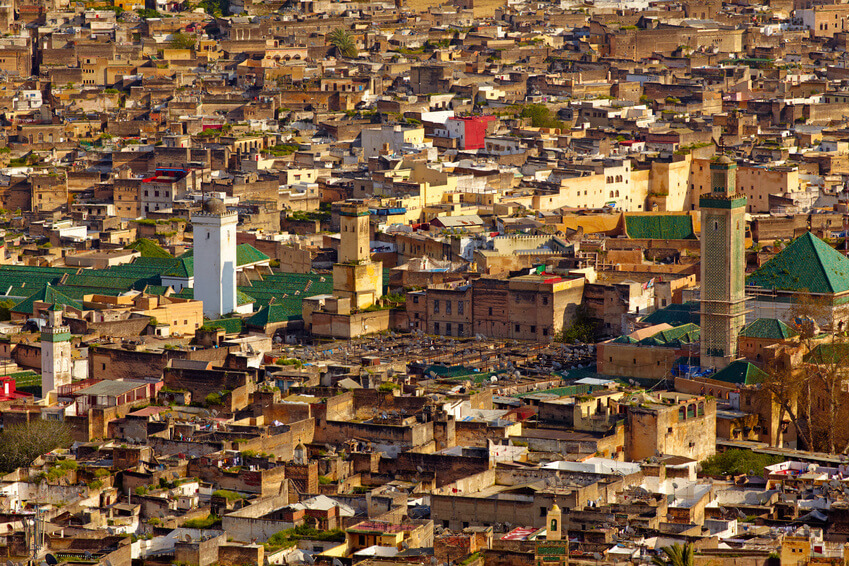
699,155 -> 747,370
192,197 -> 238,319
339,201 -> 369,264
547,504 -> 562,541
332,201 -> 383,309
536,503 -> 568,566
41,304 -> 71,399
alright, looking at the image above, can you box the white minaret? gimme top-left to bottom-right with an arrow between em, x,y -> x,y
192,197 -> 238,319
41,304 -> 71,399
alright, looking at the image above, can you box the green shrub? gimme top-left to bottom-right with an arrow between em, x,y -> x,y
699,449 -> 783,477
181,513 -> 221,529
212,489 -> 245,501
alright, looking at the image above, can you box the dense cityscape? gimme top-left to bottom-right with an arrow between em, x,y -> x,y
0,0 -> 845,564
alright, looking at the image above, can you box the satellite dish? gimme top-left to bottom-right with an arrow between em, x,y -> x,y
82,552 -> 91,560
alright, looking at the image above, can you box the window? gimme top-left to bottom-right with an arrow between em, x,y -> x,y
679,407 -> 686,420
458,301 -> 464,315
530,325 -> 536,333
446,301 -> 452,315
434,322 -> 439,334
445,323 -> 452,335
543,328 -> 548,336
515,324 -> 521,332
458,323 -> 464,334
540,507 -> 547,517
488,307 -> 493,316
433,300 -> 439,313
413,296 -> 419,304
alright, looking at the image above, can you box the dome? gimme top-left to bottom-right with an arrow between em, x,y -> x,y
716,154 -> 733,164
202,197 -> 226,215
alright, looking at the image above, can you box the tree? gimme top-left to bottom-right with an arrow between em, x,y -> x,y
327,28 -> 357,59
762,290 -> 849,453
652,543 -> 694,566
169,31 -> 195,50
0,298 -> 15,321
519,104 -> 565,129
0,420 -> 73,474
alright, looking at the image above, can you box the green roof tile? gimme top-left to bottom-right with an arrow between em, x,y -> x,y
125,238 -> 173,259
710,360 -> 767,385
179,244 -> 270,267
640,301 -> 700,327
162,257 -> 194,279
246,301 -> 303,327
747,232 -> 849,294
739,318 -> 798,340
12,285 -> 83,315
625,214 -> 695,240
638,323 -> 701,347
203,317 -> 244,334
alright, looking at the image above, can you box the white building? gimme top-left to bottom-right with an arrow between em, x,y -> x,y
41,305 -> 72,399
191,198 -> 238,318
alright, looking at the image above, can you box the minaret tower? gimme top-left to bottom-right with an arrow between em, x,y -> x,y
547,504 -> 562,541
536,504 -> 568,566
41,304 -> 71,399
700,155 -> 747,370
192,197 -> 238,319
332,200 -> 383,309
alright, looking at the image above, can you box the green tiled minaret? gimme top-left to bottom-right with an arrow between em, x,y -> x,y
700,155 -> 747,370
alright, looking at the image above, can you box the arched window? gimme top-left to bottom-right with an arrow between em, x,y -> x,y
679,406 -> 686,421
697,402 -> 705,417
687,404 -> 696,418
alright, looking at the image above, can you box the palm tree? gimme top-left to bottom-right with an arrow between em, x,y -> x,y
327,28 -> 358,58
652,543 -> 694,566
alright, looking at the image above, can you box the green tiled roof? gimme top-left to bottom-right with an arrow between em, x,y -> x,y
710,360 -> 767,385
143,285 -> 171,296
125,238 -> 173,259
203,317 -> 243,334
611,335 -> 638,344
179,244 -> 270,267
162,257 -> 194,279
237,290 -> 254,306
747,232 -> 849,294
739,318 -> 798,340
246,301 -> 303,327
640,301 -> 700,327
638,323 -> 700,347
63,274 -> 141,290
237,244 -> 270,265
12,285 -> 83,315
625,214 -> 695,240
